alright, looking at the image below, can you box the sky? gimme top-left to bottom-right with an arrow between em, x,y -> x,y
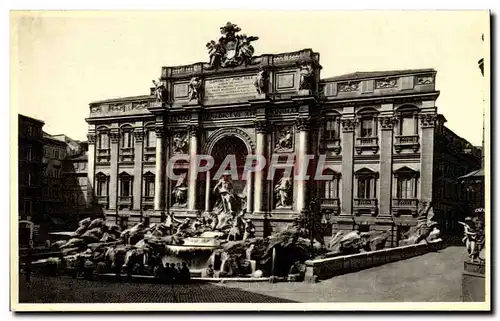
11,11 -> 489,145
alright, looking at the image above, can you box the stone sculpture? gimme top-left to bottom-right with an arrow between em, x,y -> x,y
188,77 -> 203,103
274,127 -> 293,152
254,68 -> 268,95
213,175 -> 236,215
274,174 -> 292,209
206,22 -> 259,69
459,215 -> 485,263
172,133 -> 189,154
152,79 -> 165,103
172,173 -> 188,206
298,62 -> 314,90
400,201 -> 440,245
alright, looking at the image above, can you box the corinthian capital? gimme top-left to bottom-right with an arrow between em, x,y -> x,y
188,125 -> 200,137
154,126 -> 165,138
419,113 -> 438,128
341,118 -> 356,132
295,117 -> 311,131
87,133 -> 97,144
254,120 -> 270,134
133,129 -> 145,142
378,116 -> 397,130
108,131 -> 120,143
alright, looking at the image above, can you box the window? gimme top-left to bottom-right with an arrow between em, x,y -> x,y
98,133 -> 109,150
119,173 -> 133,197
394,167 -> 419,200
324,177 -> 340,199
27,148 -> 32,161
145,178 -> 155,197
399,115 -> 417,136
146,129 -> 156,148
27,126 -> 32,136
396,177 -> 415,199
54,150 -> 59,159
355,168 -> 378,199
357,177 -> 374,199
43,148 -> 47,156
360,117 -> 375,137
96,174 -> 108,196
28,174 -> 32,186
121,131 -> 133,148
324,119 -> 340,140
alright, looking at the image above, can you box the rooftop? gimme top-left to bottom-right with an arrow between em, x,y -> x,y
321,68 -> 436,82
19,114 -> 45,125
90,94 -> 153,105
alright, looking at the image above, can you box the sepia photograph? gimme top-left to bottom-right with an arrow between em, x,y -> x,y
9,9 -> 490,311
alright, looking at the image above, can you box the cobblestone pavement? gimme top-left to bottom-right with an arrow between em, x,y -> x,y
18,246 -> 465,303
18,277 -> 296,303
220,246 -> 466,302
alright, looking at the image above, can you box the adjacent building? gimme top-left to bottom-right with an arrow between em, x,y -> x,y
84,23 -> 480,244
18,114 -> 45,222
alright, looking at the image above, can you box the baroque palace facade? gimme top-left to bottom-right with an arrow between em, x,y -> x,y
85,23 -> 480,244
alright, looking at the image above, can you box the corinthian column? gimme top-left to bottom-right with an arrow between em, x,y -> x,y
153,126 -> 165,211
253,121 -> 268,214
187,125 -> 200,213
296,118 -> 310,213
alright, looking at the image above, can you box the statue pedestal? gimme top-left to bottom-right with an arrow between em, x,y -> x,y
462,260 -> 485,302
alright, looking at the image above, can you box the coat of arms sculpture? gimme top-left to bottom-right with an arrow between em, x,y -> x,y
206,22 -> 259,69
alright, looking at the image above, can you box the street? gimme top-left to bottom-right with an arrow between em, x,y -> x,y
18,246 -> 465,303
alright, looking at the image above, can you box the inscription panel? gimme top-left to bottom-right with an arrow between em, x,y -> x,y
205,75 -> 256,100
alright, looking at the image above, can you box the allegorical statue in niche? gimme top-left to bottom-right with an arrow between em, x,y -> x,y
213,175 -> 236,215
152,79 -> 165,102
254,68 -> 268,95
172,173 -> 188,206
274,127 -> 293,152
172,133 -> 188,154
188,77 -> 203,103
274,174 -> 292,209
298,62 -> 314,90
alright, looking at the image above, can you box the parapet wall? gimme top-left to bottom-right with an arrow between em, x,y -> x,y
304,240 -> 445,282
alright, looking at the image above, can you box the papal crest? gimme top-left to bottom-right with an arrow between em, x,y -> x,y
206,22 -> 259,69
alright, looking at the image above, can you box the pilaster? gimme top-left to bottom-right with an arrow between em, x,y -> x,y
340,117 -> 356,216
132,128 -> 144,211
108,130 -> 120,210
86,132 -> 96,207
420,113 -> 437,202
378,115 -> 397,217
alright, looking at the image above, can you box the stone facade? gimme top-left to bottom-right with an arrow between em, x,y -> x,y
18,114 -> 45,223
84,34 -> 480,241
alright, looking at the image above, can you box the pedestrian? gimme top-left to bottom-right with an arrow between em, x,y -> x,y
25,244 -> 33,283
84,259 -> 94,280
170,263 -> 178,283
180,262 -> 191,284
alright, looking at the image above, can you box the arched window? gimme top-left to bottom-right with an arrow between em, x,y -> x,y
354,168 -> 379,199
95,172 -> 109,197
357,108 -> 379,138
118,172 -> 133,197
